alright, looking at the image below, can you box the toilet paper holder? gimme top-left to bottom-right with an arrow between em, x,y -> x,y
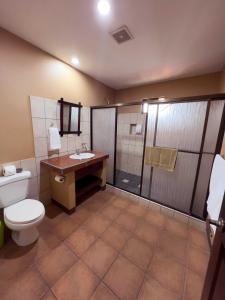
54,175 -> 65,183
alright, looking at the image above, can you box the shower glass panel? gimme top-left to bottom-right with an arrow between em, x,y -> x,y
142,101 -> 207,214
115,105 -> 146,194
151,152 -> 199,213
192,154 -> 214,218
92,108 -> 116,184
191,100 -> 225,218
203,100 -> 225,153
156,102 -> 207,151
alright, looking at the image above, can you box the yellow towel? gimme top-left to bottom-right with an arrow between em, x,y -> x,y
145,146 -> 177,172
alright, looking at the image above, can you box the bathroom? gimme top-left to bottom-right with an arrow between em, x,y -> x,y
0,1 -> 225,299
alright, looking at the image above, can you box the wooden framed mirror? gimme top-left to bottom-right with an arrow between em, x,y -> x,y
58,98 -> 82,136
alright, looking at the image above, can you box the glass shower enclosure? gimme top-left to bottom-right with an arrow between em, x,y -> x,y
91,97 -> 225,220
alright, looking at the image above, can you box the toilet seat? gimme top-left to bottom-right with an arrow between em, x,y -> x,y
4,199 -> 45,224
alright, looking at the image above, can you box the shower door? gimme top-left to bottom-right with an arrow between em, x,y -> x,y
141,100 -> 225,217
91,108 -> 116,184
115,105 -> 146,194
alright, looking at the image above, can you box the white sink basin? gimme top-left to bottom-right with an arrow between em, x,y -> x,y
69,153 -> 95,160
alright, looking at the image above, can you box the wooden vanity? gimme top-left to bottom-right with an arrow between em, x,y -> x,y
41,151 -> 109,213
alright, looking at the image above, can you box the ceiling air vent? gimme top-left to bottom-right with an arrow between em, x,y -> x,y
111,26 -> 134,44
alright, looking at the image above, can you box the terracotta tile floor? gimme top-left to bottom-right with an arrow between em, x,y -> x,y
0,190 -> 210,300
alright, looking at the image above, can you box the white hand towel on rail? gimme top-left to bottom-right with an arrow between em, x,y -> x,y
48,127 -> 61,151
207,154 -> 225,232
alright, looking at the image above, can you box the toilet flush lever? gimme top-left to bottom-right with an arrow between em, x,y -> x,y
208,217 -> 225,231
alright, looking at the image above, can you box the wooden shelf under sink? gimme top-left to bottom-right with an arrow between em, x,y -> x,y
76,175 -> 102,198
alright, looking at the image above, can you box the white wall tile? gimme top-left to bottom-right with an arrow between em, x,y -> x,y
35,156 -> 48,175
48,152 -> 59,158
59,152 -> 68,157
81,121 -> 90,135
44,99 -> 57,119
174,211 -> 189,224
32,118 -> 46,138
57,119 -> 60,130
81,107 -> 90,122
161,206 -> 174,217
56,103 -> 60,119
45,119 -> 59,137
81,134 -> 90,148
27,177 -> 38,198
148,200 -> 161,211
75,135 -> 82,149
60,136 -> 68,153
21,158 -> 37,178
189,217 -> 205,232
68,136 -> 76,152
34,138 -> 48,157
30,96 -> 45,118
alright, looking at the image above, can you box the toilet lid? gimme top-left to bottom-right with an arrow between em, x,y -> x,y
4,199 -> 45,224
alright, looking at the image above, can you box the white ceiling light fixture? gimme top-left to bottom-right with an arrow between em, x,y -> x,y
142,100 -> 149,114
97,0 -> 111,16
71,57 -> 80,66
158,96 -> 166,101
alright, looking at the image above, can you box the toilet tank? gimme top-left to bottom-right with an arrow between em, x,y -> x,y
0,171 -> 31,208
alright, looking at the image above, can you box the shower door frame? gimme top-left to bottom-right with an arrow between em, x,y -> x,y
91,93 -> 225,220
90,106 -> 118,185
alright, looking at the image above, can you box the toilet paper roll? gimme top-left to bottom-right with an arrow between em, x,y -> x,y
3,165 -> 16,177
55,175 -> 65,183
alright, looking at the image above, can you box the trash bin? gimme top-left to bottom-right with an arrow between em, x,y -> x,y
0,220 -> 4,248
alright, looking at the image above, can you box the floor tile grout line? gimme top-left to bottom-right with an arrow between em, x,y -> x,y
99,222 -> 153,299
100,251 -> 122,299
34,262 -> 57,299
48,258 -> 81,297
182,267 -> 189,300
118,234 -> 155,272
81,249 -> 121,300
145,248 -> 188,298
134,269 -> 147,300
34,242 -> 79,295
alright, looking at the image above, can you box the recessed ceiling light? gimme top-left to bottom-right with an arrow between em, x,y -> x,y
158,97 -> 166,101
71,57 -> 80,66
97,0 -> 111,16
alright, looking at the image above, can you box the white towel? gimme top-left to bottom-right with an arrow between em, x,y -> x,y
48,127 -> 61,151
136,124 -> 142,135
3,165 -> 16,177
207,154 -> 225,232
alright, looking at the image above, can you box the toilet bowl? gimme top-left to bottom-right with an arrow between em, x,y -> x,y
0,171 -> 45,246
4,199 -> 45,246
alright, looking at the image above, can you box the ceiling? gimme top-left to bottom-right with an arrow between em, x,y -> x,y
0,0 -> 225,89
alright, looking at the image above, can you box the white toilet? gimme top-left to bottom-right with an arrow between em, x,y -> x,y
0,171 -> 45,246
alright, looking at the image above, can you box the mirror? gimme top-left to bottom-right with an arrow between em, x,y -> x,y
58,98 -> 82,136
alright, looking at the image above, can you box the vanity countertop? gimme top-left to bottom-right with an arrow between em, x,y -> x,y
41,151 -> 109,174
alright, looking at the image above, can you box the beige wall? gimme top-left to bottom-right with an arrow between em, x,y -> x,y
115,72 -> 222,102
220,69 -> 225,93
0,28 -> 115,164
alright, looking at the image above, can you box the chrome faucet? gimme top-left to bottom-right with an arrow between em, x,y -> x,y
75,148 -> 80,155
82,143 -> 88,151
